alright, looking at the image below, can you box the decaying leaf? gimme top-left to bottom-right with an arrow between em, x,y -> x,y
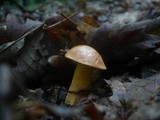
11,27 -> 62,87
6,14 -> 43,41
129,102 -> 160,120
106,75 -> 160,107
77,21 -> 96,34
85,17 -> 160,77
83,16 -> 99,27
0,14 -> 65,88
83,102 -> 104,120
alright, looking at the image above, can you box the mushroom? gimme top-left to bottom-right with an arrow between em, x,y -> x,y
65,45 -> 106,105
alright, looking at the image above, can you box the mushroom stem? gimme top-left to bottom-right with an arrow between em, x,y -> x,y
65,63 -> 95,105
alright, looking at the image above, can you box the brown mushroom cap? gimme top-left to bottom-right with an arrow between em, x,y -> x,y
65,45 -> 106,70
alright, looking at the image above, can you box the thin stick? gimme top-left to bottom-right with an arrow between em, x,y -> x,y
46,12 -> 79,29
60,13 -> 77,26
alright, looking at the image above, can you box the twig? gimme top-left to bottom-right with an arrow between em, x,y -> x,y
45,12 -> 79,29
60,13 -> 77,26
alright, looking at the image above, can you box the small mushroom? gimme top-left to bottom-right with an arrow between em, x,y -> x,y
65,45 -> 106,105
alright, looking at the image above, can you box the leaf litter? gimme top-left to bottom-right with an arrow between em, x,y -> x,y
1,0 -> 160,120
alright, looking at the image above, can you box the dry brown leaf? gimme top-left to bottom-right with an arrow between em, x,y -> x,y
83,103 -> 104,120
83,16 -> 99,27
77,21 -> 96,34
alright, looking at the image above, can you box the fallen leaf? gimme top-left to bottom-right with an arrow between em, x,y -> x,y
77,21 -> 96,34
6,14 -> 42,41
83,102 -> 104,120
129,102 -> 160,120
107,76 -> 159,107
83,16 -> 99,27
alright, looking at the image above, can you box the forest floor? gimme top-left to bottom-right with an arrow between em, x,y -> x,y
1,0 -> 160,120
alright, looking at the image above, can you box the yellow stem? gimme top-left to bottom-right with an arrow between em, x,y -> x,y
65,63 -> 94,105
